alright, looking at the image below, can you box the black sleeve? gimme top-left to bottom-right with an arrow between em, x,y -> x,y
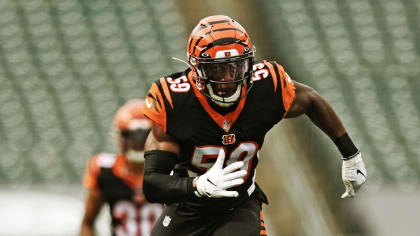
143,150 -> 196,204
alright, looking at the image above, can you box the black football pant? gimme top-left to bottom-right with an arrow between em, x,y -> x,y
151,198 -> 267,236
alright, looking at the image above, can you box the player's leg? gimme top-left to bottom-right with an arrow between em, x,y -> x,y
212,199 -> 266,236
151,203 -> 214,236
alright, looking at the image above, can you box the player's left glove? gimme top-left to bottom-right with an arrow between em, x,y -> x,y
341,151 -> 367,199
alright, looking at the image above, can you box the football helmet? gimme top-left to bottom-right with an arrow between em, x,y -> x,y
113,99 -> 152,162
187,15 -> 255,107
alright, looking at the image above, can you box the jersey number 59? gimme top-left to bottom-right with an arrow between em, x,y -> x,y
189,142 -> 258,181
167,75 -> 190,92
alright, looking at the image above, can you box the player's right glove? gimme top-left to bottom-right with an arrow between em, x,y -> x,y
195,149 -> 247,198
341,151 -> 367,198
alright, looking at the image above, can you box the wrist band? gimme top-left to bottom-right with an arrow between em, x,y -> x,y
334,133 -> 359,160
341,150 -> 361,160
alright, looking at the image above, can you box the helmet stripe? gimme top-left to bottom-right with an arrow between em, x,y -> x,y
188,19 -> 234,51
190,28 -> 246,56
200,37 -> 249,54
203,19 -> 232,26
191,19 -> 233,35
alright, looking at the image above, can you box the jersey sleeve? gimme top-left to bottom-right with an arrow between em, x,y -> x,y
143,78 -> 174,133
263,61 -> 296,116
82,155 -> 101,191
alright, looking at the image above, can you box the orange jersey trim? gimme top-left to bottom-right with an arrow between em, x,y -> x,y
263,61 -> 278,93
143,83 -> 167,132
187,71 -> 247,132
274,62 -> 296,116
159,77 -> 174,109
112,154 -> 143,190
82,155 -> 101,191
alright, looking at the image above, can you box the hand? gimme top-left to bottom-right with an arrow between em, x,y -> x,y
341,152 -> 367,199
195,149 -> 247,198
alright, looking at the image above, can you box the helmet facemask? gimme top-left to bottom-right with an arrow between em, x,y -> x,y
120,128 -> 150,163
191,48 -> 255,107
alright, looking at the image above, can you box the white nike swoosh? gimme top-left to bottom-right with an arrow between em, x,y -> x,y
146,99 -> 153,108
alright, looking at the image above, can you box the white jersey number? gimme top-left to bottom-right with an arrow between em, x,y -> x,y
167,75 -> 190,93
189,142 -> 258,181
113,201 -> 162,236
252,62 -> 269,81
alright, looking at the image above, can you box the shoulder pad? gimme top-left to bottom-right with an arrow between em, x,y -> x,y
252,60 -> 289,91
252,60 -> 295,115
83,153 -> 115,190
143,70 -> 193,132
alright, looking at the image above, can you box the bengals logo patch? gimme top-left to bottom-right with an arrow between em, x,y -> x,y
222,134 -> 236,145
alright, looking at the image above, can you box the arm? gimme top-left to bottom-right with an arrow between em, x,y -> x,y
285,81 -> 366,198
144,122 -> 180,154
286,81 -> 358,157
285,81 -> 346,141
80,190 -> 104,236
142,123 -> 196,203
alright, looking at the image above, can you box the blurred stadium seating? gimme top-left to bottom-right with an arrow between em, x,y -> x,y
0,0 -> 419,235
259,0 -> 420,191
0,0 -> 187,186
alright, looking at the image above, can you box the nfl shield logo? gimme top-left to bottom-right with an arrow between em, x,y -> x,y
163,215 -> 171,227
223,120 -> 230,131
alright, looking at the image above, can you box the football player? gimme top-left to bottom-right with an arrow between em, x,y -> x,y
80,100 -> 162,236
142,15 -> 367,236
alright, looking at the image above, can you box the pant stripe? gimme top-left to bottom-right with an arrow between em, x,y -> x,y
260,211 -> 268,236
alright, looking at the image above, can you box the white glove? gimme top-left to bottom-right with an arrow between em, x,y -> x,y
195,149 -> 247,198
341,152 -> 367,199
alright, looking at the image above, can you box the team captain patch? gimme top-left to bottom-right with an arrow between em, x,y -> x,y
222,134 -> 236,145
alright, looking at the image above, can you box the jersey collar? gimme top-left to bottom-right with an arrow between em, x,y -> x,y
187,70 -> 247,132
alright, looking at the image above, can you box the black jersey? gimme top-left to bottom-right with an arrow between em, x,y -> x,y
83,153 -> 162,236
143,60 -> 295,213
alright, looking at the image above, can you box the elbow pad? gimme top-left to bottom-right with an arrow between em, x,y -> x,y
143,150 -> 195,203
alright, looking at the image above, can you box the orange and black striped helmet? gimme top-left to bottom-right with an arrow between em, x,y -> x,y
113,99 -> 151,132
187,15 -> 255,107
113,100 -> 151,160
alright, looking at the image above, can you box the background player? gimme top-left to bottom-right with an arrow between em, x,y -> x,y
142,15 -> 367,235
80,100 -> 162,236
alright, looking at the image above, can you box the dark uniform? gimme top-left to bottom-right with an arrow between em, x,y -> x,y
83,153 -> 163,236
143,60 -> 295,236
